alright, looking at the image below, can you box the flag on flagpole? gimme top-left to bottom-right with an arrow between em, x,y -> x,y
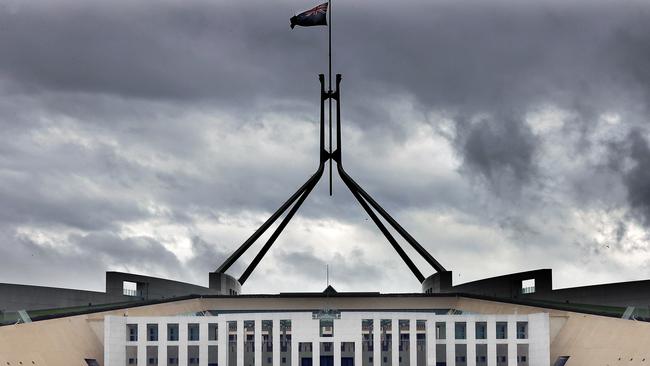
290,3 -> 328,29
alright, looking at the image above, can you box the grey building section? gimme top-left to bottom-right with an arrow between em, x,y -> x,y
0,282 -> 127,312
422,268 -> 650,308
0,271 -> 241,312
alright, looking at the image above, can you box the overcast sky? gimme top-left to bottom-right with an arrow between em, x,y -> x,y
1,0 -> 650,294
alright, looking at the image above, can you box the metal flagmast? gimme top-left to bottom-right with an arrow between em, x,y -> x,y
214,1 -> 448,286
328,0 -> 333,195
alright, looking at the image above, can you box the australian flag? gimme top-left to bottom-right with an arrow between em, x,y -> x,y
290,3 -> 328,29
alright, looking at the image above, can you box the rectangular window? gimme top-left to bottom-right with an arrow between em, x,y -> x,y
517,322 -> 528,339
362,319 -> 374,366
244,320 -> 255,366
125,345 -> 137,365
209,323 -> 218,341
517,344 -> 529,366
435,345 -> 446,365
147,346 -> 158,365
209,345 -> 218,366
475,322 -> 487,339
168,345 -> 179,365
496,322 -> 508,339
496,344 -> 508,366
262,320 -> 273,364
521,279 -> 535,294
123,281 -> 138,296
435,322 -> 446,340
455,344 -> 467,366
320,318 -> 334,337
147,324 -> 158,341
188,323 -> 200,341
228,321 -> 238,366
168,324 -> 179,341
127,324 -> 138,342
476,344 -> 487,366
416,320 -> 426,366
188,345 -> 200,365
280,320 -> 292,366
454,322 -> 466,340
380,319 -> 392,366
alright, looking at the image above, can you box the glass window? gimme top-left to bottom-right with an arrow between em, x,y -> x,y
168,324 -> 179,341
209,323 -> 218,341
127,324 -> 138,342
455,322 -> 466,340
496,322 -> 508,339
435,322 -> 446,340
320,319 -> 334,337
188,323 -> 200,341
517,322 -> 528,339
147,324 -> 158,341
521,279 -> 536,294
475,322 -> 487,339
455,344 -> 467,366
476,344 -> 487,366
496,344 -> 508,366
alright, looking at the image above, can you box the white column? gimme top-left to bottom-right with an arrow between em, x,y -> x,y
316,341 -> 323,366
355,339 -> 363,366
273,319 -> 281,366
219,320 -> 228,366
180,321 -> 189,366
200,321 -> 209,366
487,317 -> 496,366
445,320 -> 454,366
291,327 -> 299,366
507,318 -> 517,366
391,319 -> 399,366
467,318 -> 476,366
159,320 -> 168,366
138,320 -> 147,365
426,318 -> 435,366
409,318 -> 416,366
237,320 -> 245,366
104,316 -> 127,366
373,319 -> 381,366
256,319 -> 263,366
528,313 -> 550,366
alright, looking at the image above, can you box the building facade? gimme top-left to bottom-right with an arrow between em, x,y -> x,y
105,311 -> 549,366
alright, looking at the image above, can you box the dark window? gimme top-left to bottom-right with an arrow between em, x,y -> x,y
516,322 -> 528,339
475,322 -> 487,339
553,356 -> 570,366
455,322 -> 466,339
188,323 -> 200,341
282,358 -> 287,364
496,322 -> 508,339
85,360 -> 100,366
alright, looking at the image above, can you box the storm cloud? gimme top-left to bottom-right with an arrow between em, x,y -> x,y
1,0 -> 650,293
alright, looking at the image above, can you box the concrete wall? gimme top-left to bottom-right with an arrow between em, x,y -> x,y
423,269 -> 650,308
0,271 -> 240,312
0,282 -> 124,312
105,272 -> 221,300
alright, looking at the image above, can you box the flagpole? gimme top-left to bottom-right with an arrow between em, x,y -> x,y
328,0 -> 332,196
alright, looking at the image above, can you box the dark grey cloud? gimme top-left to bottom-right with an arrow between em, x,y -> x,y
455,114 -> 538,195
1,0 -> 650,293
621,131 -> 650,228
